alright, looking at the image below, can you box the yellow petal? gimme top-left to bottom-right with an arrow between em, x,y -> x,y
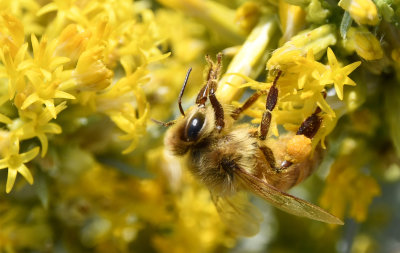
342,61 -> 361,75
327,47 -> 338,68
15,43 -> 29,65
31,34 -> 39,57
44,100 -> 57,119
37,134 -> 48,157
17,164 -> 34,185
334,83 -> 344,100
49,57 -> 70,70
0,113 -> 12,124
37,2 -> 58,16
20,147 -> 40,163
55,90 -> 75,100
6,168 -> 18,193
9,135 -> 19,155
344,77 -> 357,86
21,92 -> 40,110
42,123 -> 62,134
122,139 -> 138,154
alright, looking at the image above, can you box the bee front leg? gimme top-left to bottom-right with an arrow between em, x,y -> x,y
203,53 -> 225,132
209,79 -> 225,131
231,90 -> 267,120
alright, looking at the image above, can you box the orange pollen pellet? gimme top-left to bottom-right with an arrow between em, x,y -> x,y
286,135 -> 312,163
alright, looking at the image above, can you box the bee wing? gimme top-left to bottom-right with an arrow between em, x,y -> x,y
211,191 -> 263,236
234,166 -> 344,225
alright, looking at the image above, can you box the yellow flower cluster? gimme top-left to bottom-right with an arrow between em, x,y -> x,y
233,25 -> 360,148
0,1 -> 168,193
320,138 -> 381,222
0,1 -> 234,252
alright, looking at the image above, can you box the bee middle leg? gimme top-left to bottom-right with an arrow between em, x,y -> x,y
259,70 -> 282,140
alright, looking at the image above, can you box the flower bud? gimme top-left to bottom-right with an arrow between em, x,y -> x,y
344,27 -> 383,60
338,0 -> 379,25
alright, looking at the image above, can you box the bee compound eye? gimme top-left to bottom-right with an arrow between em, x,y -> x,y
186,113 -> 205,141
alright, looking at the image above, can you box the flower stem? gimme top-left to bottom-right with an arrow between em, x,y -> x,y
217,15 -> 278,103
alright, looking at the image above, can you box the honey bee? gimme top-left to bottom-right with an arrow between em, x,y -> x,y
159,53 -> 343,236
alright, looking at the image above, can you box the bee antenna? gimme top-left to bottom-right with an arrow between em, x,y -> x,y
151,118 -> 176,127
178,67 -> 192,116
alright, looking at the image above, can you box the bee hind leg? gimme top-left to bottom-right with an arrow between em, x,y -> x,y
296,107 -> 322,139
275,106 -> 322,172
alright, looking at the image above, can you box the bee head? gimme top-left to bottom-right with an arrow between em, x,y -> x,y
165,106 -> 215,155
162,53 -> 224,155
185,110 -> 206,142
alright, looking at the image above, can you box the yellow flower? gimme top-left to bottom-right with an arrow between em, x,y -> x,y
0,1 -> 42,35
72,45 -> 113,92
320,139 -> 381,221
338,0 -> 379,25
0,44 -> 29,100
13,34 -> 75,118
14,102 -> 67,157
0,13 -> 25,58
30,34 -> 71,73
0,204 -> 53,251
291,49 -> 326,89
109,102 -> 149,154
37,0 -> 89,38
55,24 -> 90,65
267,24 -> 337,70
232,43 -> 360,150
322,47 -> 361,100
157,0 -> 245,45
152,172 -> 234,253
0,135 -> 39,193
155,9 -> 206,63
22,66 -> 75,119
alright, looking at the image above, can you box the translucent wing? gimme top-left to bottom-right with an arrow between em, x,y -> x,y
234,166 -> 344,225
211,191 -> 263,236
